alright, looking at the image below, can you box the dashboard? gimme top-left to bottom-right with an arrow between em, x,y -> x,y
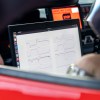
1,0 -> 100,66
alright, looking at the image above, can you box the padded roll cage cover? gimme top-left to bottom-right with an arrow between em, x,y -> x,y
87,0 -> 100,37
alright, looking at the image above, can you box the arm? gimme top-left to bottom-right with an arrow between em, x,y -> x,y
0,55 -> 4,65
75,53 -> 100,79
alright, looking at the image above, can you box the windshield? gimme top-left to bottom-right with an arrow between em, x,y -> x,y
79,0 -> 95,4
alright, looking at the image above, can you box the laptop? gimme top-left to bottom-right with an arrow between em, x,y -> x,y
8,19 -> 82,76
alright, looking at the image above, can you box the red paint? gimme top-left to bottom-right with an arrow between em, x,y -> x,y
0,75 -> 100,100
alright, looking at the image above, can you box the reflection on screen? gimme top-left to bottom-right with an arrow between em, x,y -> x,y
52,7 -> 82,29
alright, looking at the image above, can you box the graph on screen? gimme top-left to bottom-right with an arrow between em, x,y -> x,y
16,26 -> 81,75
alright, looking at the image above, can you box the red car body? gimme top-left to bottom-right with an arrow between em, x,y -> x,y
0,67 -> 100,100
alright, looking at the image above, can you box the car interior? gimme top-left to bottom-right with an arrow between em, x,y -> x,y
0,0 -> 99,82
0,0 -> 100,94
2,1 -> 100,100
0,0 -> 96,65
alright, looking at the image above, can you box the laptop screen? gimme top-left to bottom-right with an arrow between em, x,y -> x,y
51,6 -> 82,29
9,20 -> 82,75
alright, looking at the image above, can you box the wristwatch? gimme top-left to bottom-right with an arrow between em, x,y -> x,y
66,64 -> 94,77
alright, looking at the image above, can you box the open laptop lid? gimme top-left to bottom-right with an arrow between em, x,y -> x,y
8,19 -> 82,76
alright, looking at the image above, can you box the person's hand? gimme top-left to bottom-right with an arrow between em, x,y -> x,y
0,55 -> 4,65
75,53 -> 100,79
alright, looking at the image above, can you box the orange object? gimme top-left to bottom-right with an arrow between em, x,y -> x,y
52,6 -> 82,29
